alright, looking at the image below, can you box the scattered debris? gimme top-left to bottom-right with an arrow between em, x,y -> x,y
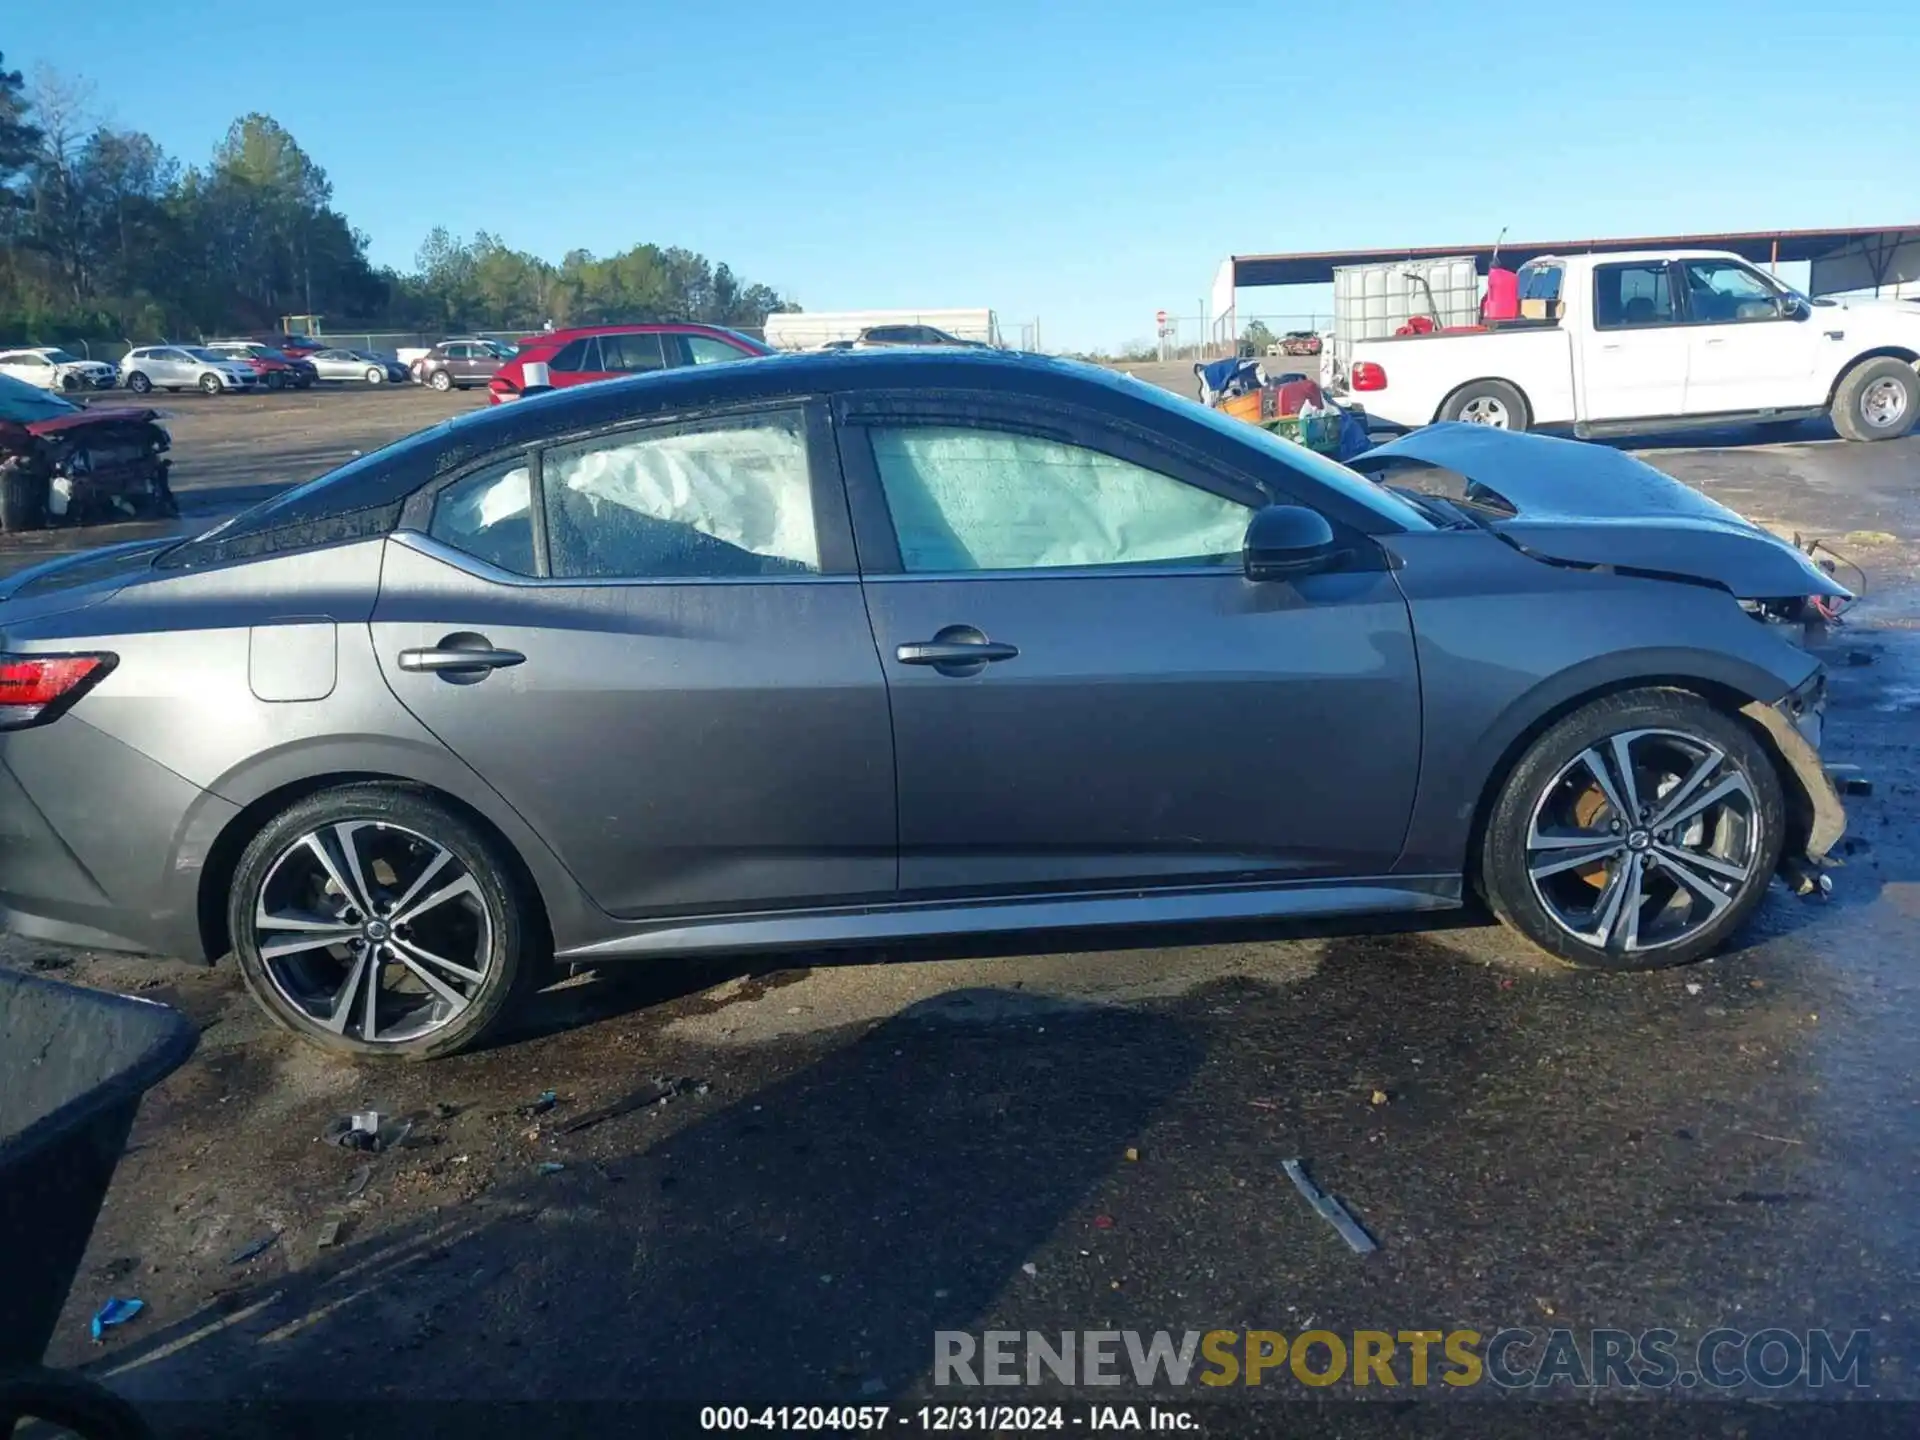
1536,1298 -> 1556,1317
1280,1159 -> 1377,1255
316,1219 -> 346,1249
432,1102 -> 461,1121
345,1164 -> 373,1199
93,1256 -> 140,1283
1846,650 -> 1876,667
1093,1215 -> 1115,1230
526,1090 -> 560,1116
536,1161 -> 566,1176
228,1232 -> 279,1265
90,1297 -> 143,1341
1021,1262 -> 1038,1277
1685,982 -> 1703,996
558,1076 -> 707,1135
1842,777 -> 1873,797
1736,1130 -> 1804,1146
1124,1147 -> 1140,1163
1369,1089 -> 1389,1106
325,1111 -> 411,1154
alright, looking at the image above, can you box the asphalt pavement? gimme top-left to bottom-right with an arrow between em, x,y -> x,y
4,382 -> 1919,1437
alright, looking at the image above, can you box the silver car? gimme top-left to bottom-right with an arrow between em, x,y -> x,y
307,347 -> 410,384
0,352 -> 1849,1061
121,346 -> 257,395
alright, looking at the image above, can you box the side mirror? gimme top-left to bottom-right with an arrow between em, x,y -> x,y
1243,504 -> 1340,581
1781,295 -> 1810,321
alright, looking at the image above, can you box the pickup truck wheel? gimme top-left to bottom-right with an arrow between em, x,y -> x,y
1480,689 -> 1785,971
1831,358 -> 1919,442
1440,380 -> 1530,431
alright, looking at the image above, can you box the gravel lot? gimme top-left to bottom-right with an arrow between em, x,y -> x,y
5,374 -> 1920,1437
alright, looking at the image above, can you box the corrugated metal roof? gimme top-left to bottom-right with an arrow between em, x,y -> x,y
1231,226 -> 1920,288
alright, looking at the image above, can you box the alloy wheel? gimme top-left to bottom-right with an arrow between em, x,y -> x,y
252,820 -> 493,1044
1524,728 -> 1763,955
1459,395 -> 1510,427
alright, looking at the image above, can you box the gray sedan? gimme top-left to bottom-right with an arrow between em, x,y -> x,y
307,347 -> 410,384
0,351 -> 1847,1059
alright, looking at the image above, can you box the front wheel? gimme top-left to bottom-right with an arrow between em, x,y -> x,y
366,366 -> 385,384
0,1366 -> 155,1440
265,371 -> 286,391
1479,689 -> 1785,970
1440,379 -> 1531,431
199,372 -> 222,395
429,369 -> 454,392
1831,357 -> 1918,442
229,784 -> 536,1060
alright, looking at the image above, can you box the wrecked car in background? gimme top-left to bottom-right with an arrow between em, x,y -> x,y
0,373 -> 174,531
0,346 -> 119,393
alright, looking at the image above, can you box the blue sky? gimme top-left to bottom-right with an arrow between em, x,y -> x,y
7,0 -> 1916,349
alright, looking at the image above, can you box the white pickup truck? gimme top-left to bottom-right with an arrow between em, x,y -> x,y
1333,248 -> 1920,442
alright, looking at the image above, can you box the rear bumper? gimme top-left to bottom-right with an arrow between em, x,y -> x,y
0,721 -> 235,960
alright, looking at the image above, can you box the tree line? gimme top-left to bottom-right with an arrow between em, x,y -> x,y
0,52 -> 796,345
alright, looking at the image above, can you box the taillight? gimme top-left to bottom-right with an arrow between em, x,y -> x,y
1351,361 -> 1387,391
0,653 -> 116,729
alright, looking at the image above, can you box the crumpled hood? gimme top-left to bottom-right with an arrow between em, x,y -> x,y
25,406 -> 163,437
1351,423 -> 1850,600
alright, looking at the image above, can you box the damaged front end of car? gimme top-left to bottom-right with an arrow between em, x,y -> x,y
0,412 -> 175,533
1352,423 -> 1857,891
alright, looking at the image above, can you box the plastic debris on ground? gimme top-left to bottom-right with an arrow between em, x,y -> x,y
228,1232 -> 279,1265
345,1163 -> 373,1199
558,1076 -> 708,1134
325,1110 -> 411,1153
90,1297 -> 143,1341
536,1161 -> 566,1176
1280,1158 -> 1377,1255
316,1219 -> 345,1249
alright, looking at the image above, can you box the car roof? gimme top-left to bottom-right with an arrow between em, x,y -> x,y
528,321 -> 749,344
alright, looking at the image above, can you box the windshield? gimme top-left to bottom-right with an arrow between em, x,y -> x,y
0,371 -> 82,421
1112,372 -> 1434,530
40,349 -> 80,364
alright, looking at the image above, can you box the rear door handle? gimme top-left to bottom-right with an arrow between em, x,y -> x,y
1704,337 -> 1727,346
398,645 -> 525,673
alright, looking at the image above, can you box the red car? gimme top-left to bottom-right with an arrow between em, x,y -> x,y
204,342 -> 318,390
0,372 -> 172,531
487,323 -> 772,404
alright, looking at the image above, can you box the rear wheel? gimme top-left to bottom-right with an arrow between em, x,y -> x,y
430,368 -> 454,392
125,371 -> 153,395
1480,689 -> 1785,970
1831,357 -> 1918,442
229,784 -> 536,1060
1440,379 -> 1531,431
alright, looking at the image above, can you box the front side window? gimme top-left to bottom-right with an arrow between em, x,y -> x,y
542,410 -> 819,580
683,334 -> 747,365
428,459 -> 535,575
869,424 -> 1253,573
1593,263 -> 1677,329
598,332 -> 668,373
1681,260 -> 1784,323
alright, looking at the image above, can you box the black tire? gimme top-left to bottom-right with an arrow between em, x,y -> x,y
429,368 -> 454,392
265,371 -> 286,391
58,371 -> 82,393
1830,357 -> 1919,442
0,462 -> 50,533
0,1366 -> 155,1440
124,371 -> 152,395
1439,378 -> 1531,432
228,784 -> 537,1060
199,372 -> 222,395
1479,689 -> 1786,971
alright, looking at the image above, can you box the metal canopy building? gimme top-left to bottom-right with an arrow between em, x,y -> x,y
1210,225 -> 1920,341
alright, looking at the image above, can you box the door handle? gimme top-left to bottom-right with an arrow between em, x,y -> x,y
1599,343 -> 1622,352
1704,337 -> 1727,346
898,640 -> 1019,665
398,644 -> 525,674
895,625 -> 1019,676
